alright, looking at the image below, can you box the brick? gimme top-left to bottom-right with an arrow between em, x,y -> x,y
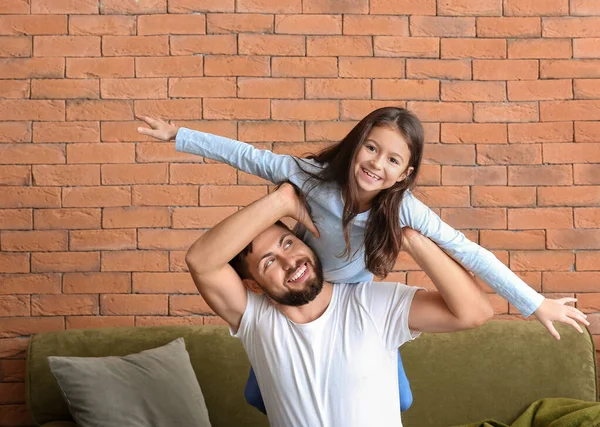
63,272 -> 130,293
238,0 -> 300,13
138,229 -> 203,250
0,209 -> 31,230
0,253 -> 29,273
412,186 -> 469,207
0,36 -> 31,57
305,121 -> 356,142
101,78 -> 167,99
272,100 -> 338,121
548,229 -> 600,249
136,142 -> 204,163
135,99 -> 202,120
407,59 -> 471,80
2,230 -> 67,251
575,121 -> 600,141
170,35 -> 237,55
170,164 -> 236,185
205,55 -> 269,77
34,36 -> 100,57
508,80 -> 572,101
203,99 -> 269,120
343,15 -> 407,36
0,15 -> 67,35
0,359 -> 26,382
370,0 -> 435,15
541,60 -> 600,79
441,165 -> 506,185
544,272 -> 600,292
422,123 -> 440,143
471,186 -> 536,207
237,77 -> 303,99
132,272 -> 197,294
69,15 -> 136,36
170,295 -> 214,316
511,251 -> 574,271
172,207 -> 237,229
31,0 -> 97,13
543,17 -> 600,37
32,252 -> 99,273
132,185 -> 197,206
407,101 -> 472,122
169,251 -> 188,272
66,316 -> 134,329
32,165 -> 99,187
239,34 -> 304,55
577,251 -> 600,270
0,99 -> 64,121
441,81 -> 505,102
203,316 -> 228,325
101,163 -> 168,185
340,100 -> 405,120
539,186 -> 600,207
70,229 -> 136,251
200,185 -> 267,206
33,80 -> 98,102
0,81 -> 29,100
0,296 -> 29,317
474,102 -> 539,123
103,207 -> 170,228
272,57 -> 337,77
103,36 -> 168,56
273,142 -> 331,157
0,338 -> 29,358
441,123 -> 507,144
577,293 -> 600,313
509,165 -> 572,186
441,38 -> 506,59
238,170 -> 270,185
423,144 -> 475,165
0,57 -> 64,79
32,295 -> 98,316
274,15 -> 338,36
480,230 -> 545,250
438,0 -> 501,15
168,77 -> 235,98
62,186 -> 130,208
0,317 -> 64,339
571,0 -> 600,15
474,60 -> 538,81
339,57 -> 404,78
138,14 -> 206,35
0,144 -> 65,166
0,0 -> 29,13
477,144 -> 541,165
478,17 -> 540,37
508,39 -> 571,59
575,208 -> 600,228
208,13 -> 272,34
304,0 -> 367,13
441,208 -> 506,229
374,37 -> 438,58
505,0 -> 568,15
0,122 -> 30,143
372,79 -> 437,101
101,121 -> 156,142
66,100 -> 132,121
307,78 -> 371,99
574,79 -> 600,99
169,0 -> 233,12
410,16 -> 474,37
238,121 -> 304,142
575,164 -> 600,185
32,121 -> 99,143
508,122 -> 573,143
66,143 -> 134,164
544,143 -> 600,163
99,0 -> 165,14
101,250 -> 168,272
35,208 -> 100,230
0,166 -> 30,186
0,274 -> 60,294
67,57 -> 134,78
307,36 -> 371,56
135,316 -> 207,326
0,186 -> 61,208
101,294 -> 167,315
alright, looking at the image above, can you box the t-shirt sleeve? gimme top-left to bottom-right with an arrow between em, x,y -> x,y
230,289 -> 259,339
357,282 -> 423,351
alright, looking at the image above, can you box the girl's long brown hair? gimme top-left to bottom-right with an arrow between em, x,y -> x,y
297,107 -> 424,278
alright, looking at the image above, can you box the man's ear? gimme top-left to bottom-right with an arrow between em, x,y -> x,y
243,278 -> 264,295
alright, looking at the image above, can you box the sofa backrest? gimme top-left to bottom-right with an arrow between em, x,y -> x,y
26,320 -> 597,427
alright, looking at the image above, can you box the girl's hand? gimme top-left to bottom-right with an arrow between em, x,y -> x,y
136,115 -> 179,141
277,183 -> 319,239
534,298 -> 590,340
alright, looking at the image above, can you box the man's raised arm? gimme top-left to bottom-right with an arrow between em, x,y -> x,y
185,184 -> 318,330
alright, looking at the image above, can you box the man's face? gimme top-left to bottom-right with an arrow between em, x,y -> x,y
245,225 -> 324,306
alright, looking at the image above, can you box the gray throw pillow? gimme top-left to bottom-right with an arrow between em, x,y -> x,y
48,338 -> 212,427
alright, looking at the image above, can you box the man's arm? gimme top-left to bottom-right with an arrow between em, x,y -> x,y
403,228 -> 495,333
185,184 -> 317,331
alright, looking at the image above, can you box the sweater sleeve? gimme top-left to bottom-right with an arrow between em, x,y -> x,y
175,127 -> 310,185
399,190 -> 544,317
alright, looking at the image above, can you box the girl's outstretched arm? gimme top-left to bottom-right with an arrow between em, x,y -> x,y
400,190 -> 589,340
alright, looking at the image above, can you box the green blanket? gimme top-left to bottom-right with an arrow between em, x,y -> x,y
454,398 -> 600,427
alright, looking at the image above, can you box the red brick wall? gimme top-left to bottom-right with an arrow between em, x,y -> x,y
1,0 -> 600,424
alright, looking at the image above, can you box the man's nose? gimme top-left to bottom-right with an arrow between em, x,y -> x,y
280,255 -> 296,270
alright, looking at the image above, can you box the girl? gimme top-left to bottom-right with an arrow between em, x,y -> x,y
137,107 -> 588,414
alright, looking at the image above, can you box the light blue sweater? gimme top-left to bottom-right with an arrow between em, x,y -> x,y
176,127 -> 544,317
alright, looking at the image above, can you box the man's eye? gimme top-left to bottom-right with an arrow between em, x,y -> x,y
285,240 -> 292,249
265,259 -> 273,269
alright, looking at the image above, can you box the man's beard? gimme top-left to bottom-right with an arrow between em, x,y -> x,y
263,256 -> 324,307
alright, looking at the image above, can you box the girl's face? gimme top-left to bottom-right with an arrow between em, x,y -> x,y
353,125 -> 414,198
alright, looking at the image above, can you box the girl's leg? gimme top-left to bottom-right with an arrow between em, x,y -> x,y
398,350 -> 413,411
245,367 -> 267,414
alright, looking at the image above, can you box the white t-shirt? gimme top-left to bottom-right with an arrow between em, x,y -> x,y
232,282 -> 422,427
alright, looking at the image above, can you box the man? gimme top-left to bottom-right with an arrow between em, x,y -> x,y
185,183 -> 494,427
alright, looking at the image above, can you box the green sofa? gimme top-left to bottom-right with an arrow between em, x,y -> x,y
26,320 -> 598,427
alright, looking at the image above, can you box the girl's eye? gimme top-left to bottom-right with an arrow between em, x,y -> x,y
366,145 -> 376,152
390,158 -> 399,164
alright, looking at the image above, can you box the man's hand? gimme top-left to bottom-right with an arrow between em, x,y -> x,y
136,115 -> 179,141
534,298 -> 590,340
277,183 -> 319,239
